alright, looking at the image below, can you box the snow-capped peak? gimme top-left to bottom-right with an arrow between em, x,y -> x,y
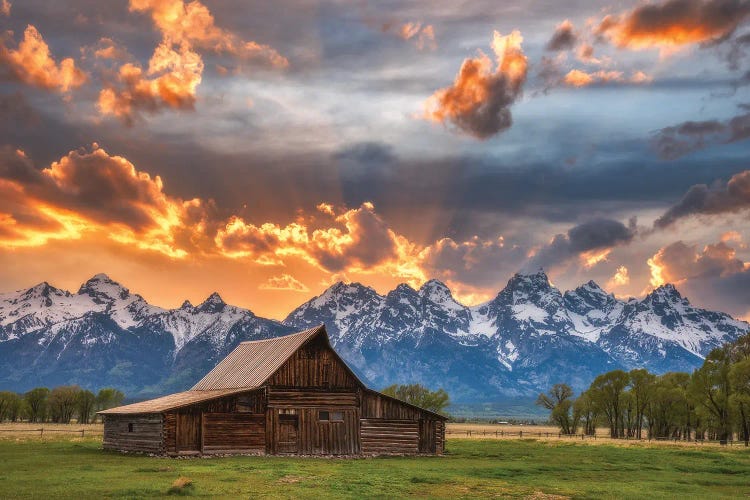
78,273 -> 130,303
197,292 -> 226,313
419,279 -> 465,311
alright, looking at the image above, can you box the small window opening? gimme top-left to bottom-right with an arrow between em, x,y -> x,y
330,411 -> 344,422
319,411 -> 343,422
128,423 -> 134,433
279,408 -> 297,415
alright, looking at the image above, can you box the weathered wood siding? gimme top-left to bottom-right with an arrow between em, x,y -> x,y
103,414 -> 163,454
266,388 -> 360,454
360,419 -> 419,454
267,407 -> 359,455
163,389 -> 266,455
360,390 -> 445,455
267,335 -> 359,389
202,413 -> 265,453
361,391 -> 424,420
435,420 -> 445,455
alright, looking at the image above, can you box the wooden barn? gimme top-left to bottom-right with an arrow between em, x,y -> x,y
99,325 -> 446,456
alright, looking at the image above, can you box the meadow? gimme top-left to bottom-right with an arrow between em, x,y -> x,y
0,429 -> 748,499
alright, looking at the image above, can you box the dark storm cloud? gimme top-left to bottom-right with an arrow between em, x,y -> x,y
526,218 -> 637,270
652,108 -> 750,159
546,20 -> 578,51
332,141 -> 396,166
654,169 -> 750,228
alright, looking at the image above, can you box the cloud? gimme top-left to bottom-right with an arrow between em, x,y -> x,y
595,0 -> 750,51
607,265 -> 631,288
398,22 -> 436,51
92,38 -> 131,61
98,40 -> 204,125
647,240 -> 750,317
99,0 -> 286,124
0,144 -> 206,256
0,25 -> 87,93
129,0 -> 287,67
652,108 -> 750,159
424,30 -> 527,139
418,236 -> 527,288
259,274 -> 309,292
1,0 -> 10,17
528,218 -> 637,270
563,69 -> 653,87
547,20 -> 578,51
215,202 -> 417,277
654,169 -> 750,228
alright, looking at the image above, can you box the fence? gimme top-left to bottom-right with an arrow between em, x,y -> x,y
445,428 -> 750,446
0,427 -> 103,437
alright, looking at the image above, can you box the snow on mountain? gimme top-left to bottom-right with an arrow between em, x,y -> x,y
77,274 -> 165,330
149,292 -> 252,351
0,271 -> 747,400
0,282 -> 96,340
563,280 -> 626,342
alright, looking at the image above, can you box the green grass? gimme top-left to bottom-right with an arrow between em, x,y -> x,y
0,439 -> 748,499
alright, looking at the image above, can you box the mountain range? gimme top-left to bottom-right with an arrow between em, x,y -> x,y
0,271 -> 746,402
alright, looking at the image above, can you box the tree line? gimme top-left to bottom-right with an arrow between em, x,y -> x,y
0,386 -> 124,424
381,383 -> 451,414
538,333 -> 750,444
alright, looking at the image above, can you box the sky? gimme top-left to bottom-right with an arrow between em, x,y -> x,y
1,0 -> 750,320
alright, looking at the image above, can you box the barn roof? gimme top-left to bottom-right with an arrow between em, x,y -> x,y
191,325 -> 332,390
98,388 -> 250,414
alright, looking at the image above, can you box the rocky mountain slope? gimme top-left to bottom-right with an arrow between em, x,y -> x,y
0,271 -> 746,401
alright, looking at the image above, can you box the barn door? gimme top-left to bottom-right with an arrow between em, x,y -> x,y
176,412 -> 201,452
276,412 -> 299,454
419,419 -> 436,454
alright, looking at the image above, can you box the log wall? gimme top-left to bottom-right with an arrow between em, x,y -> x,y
360,419 -> 419,454
202,413 -> 265,454
103,414 -> 163,454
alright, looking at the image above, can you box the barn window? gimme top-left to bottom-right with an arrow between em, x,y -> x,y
128,423 -> 134,433
318,411 -> 343,422
279,409 -> 297,415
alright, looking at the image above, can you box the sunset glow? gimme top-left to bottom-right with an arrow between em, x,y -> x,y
1,0 -> 749,321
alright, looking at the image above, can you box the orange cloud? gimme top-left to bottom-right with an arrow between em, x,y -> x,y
595,0 -> 750,51
563,69 -> 653,86
398,22 -> 436,50
259,274 -> 309,292
0,25 -> 87,92
424,30 -> 527,139
647,240 -> 745,287
100,0 -> 286,124
92,38 -> 130,61
129,0 -> 288,67
607,265 -> 630,287
215,202 -> 422,281
0,145 -> 206,257
98,40 -> 203,124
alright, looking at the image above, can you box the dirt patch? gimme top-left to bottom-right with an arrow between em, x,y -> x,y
277,475 -> 305,484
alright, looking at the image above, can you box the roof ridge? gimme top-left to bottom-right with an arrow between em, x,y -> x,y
237,324 -> 324,345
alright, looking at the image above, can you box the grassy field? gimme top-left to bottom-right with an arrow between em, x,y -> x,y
0,435 -> 748,499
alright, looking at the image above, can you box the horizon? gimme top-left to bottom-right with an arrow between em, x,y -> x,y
2,268 -> 743,323
1,0 -> 749,322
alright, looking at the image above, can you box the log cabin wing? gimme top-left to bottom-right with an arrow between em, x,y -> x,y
99,325 -> 446,456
